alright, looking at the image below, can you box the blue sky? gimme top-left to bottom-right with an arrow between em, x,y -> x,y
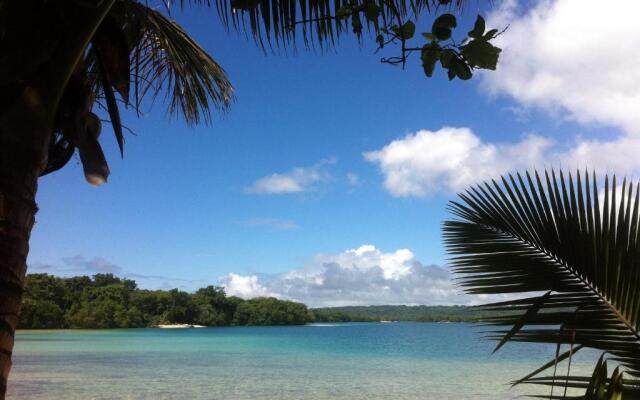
28,0 -> 640,306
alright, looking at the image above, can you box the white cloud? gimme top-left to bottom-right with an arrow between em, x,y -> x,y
316,244 -> 413,280
246,172 -> 309,193
364,127 -> 552,196
483,0 -> 640,135
219,273 -> 275,298
365,2 -> 640,197
245,159 -> 334,194
365,127 -> 640,197
564,136 -> 640,174
219,245 -> 471,307
239,218 -> 299,230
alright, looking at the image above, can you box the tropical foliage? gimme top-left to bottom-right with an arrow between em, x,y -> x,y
17,0 -> 503,186
39,0 -> 235,184
444,170 -> 640,398
19,273 -> 312,329
312,305 -> 506,322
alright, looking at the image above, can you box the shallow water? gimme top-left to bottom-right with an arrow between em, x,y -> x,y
8,323 -> 595,399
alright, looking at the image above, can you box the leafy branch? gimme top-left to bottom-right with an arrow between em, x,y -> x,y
373,13 -> 503,79
278,0 -> 504,80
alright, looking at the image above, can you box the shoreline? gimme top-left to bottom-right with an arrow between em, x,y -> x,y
156,324 -> 208,329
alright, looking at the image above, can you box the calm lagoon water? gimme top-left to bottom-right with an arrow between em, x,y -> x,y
8,323 -> 594,399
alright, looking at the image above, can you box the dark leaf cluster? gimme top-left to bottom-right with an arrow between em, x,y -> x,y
420,15 -> 501,80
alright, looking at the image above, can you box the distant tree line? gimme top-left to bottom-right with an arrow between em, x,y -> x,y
311,305 -> 506,322
19,274 -> 313,329
19,274 -> 507,329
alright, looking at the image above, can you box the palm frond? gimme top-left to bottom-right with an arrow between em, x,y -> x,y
43,2 -> 234,181
41,131 -> 75,176
175,0 -> 466,49
444,170 -> 640,397
113,1 -> 234,125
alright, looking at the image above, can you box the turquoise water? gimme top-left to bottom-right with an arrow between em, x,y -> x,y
8,323 -> 594,399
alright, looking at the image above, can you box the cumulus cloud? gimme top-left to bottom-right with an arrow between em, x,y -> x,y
564,137 -> 640,174
483,0 -> 640,135
219,245 -> 469,307
245,159 -> 334,194
365,2 -> 640,197
365,127 -> 640,197
364,127 -> 553,196
219,273 -> 277,298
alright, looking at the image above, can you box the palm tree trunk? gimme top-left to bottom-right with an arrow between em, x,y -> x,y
0,3 -> 115,397
0,92 -> 51,397
0,155 -> 40,398
0,114 -> 47,398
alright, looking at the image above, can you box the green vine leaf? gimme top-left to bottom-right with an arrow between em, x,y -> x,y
421,42 -> 441,77
461,39 -> 502,70
432,14 -> 456,40
392,21 -> 415,40
468,15 -> 485,38
439,49 -> 455,68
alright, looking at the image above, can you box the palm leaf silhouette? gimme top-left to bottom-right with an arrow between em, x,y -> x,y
177,0 -> 457,48
43,0 -> 235,179
444,170 -> 640,398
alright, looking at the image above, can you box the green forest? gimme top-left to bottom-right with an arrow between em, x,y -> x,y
312,305 -> 488,322
19,274 -> 496,329
19,274 -> 313,329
